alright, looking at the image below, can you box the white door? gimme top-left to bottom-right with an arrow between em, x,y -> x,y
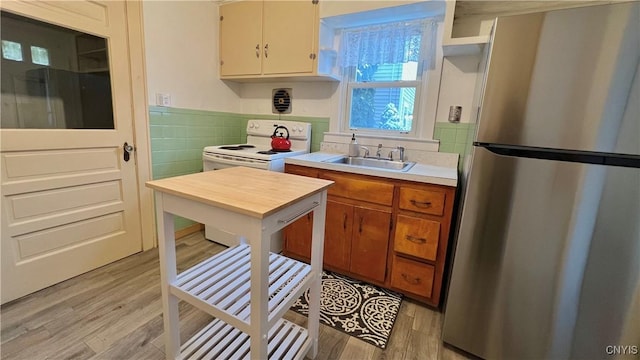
1,1 -> 143,303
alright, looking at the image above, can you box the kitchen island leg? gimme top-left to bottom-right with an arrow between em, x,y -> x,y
248,219 -> 269,359
155,194 -> 180,360
307,191 -> 327,359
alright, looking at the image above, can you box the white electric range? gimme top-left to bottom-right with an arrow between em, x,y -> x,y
203,119 -> 312,172
202,119 -> 312,250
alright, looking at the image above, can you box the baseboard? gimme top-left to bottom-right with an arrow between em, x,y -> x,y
175,223 -> 204,239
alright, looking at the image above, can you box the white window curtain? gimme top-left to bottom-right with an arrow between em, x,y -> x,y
338,18 -> 440,70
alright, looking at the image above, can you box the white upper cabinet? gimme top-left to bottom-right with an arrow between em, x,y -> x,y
219,0 -> 339,81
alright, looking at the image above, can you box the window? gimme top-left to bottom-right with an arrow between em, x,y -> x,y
30,45 -> 49,65
2,40 -> 23,61
1,10 -> 114,129
339,18 -> 439,136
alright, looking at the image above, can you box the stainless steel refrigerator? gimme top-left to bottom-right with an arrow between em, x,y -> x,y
442,3 -> 639,359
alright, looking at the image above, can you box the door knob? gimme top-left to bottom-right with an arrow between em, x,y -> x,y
123,142 -> 134,162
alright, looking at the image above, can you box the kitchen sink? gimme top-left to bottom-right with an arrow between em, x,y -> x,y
325,156 -> 416,172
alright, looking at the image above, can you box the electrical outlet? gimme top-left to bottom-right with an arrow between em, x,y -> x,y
156,93 -> 171,107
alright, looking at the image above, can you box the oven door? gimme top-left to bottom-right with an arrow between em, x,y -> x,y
203,152 -> 270,170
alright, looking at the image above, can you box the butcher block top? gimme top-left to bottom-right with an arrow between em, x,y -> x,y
146,167 -> 334,219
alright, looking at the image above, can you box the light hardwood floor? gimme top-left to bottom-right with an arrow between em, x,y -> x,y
0,232 -> 470,360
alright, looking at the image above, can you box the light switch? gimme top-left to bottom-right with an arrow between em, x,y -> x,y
156,93 -> 171,107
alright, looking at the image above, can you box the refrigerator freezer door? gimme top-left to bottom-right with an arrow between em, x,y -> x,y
442,147 -> 639,359
476,3 -> 639,156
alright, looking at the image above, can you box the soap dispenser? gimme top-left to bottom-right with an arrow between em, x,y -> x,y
348,133 -> 360,157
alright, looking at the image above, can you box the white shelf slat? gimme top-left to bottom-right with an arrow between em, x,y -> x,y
171,244 -> 312,332
181,318 -> 309,360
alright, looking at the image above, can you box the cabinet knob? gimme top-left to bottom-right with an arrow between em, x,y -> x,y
255,44 -> 260,58
309,53 -> 316,60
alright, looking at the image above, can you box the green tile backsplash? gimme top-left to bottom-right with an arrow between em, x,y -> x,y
434,122 -> 477,172
149,106 -> 329,231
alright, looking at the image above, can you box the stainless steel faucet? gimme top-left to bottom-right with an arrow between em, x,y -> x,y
360,146 -> 370,158
376,144 -> 383,158
388,146 -> 405,161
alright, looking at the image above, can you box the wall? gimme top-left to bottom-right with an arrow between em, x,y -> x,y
142,1 -> 240,112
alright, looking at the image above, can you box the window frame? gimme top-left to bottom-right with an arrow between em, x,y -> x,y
344,67 -> 424,137
339,21 -> 434,139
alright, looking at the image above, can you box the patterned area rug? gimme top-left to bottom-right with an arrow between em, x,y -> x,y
290,271 -> 403,349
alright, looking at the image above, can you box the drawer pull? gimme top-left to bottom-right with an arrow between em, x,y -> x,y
401,273 -> 421,285
358,216 -> 363,234
405,235 -> 427,244
343,213 -> 347,230
410,199 -> 432,208
278,202 -> 319,224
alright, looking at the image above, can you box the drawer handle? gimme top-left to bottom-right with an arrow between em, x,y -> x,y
402,273 -> 421,285
278,202 -> 319,224
406,235 -> 427,244
343,213 -> 347,230
410,199 -> 432,208
358,216 -> 363,234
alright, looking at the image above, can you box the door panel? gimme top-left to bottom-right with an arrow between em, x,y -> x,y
324,200 -> 352,271
443,146 -> 640,359
349,206 -> 391,283
477,3 -> 639,155
219,1 -> 262,76
0,1 -> 141,304
283,213 -> 313,261
262,1 -> 316,74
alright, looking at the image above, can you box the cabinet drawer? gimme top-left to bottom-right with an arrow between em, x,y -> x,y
321,172 -> 393,206
398,187 -> 445,216
390,256 -> 435,299
394,215 -> 440,261
285,164 -> 318,178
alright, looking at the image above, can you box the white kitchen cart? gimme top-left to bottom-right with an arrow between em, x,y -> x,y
146,167 -> 332,359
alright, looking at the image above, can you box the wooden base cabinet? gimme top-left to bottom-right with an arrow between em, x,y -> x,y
348,205 -> 391,283
283,164 -> 456,308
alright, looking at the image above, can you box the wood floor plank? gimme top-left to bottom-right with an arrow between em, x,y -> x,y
82,286 -> 163,353
54,340 -> 96,360
338,336 -> 378,360
0,325 -> 51,360
88,314 -> 164,360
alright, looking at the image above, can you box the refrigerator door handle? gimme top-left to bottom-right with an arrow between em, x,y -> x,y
476,142 -> 640,169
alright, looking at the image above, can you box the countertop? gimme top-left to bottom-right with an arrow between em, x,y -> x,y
146,166 -> 334,218
285,152 -> 458,187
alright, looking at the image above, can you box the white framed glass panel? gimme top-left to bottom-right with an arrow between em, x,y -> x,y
2,40 -> 23,61
1,11 -> 114,129
30,46 -> 49,65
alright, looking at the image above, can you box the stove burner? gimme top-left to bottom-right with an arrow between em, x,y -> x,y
270,149 -> 292,153
257,150 -> 277,155
218,144 -> 256,150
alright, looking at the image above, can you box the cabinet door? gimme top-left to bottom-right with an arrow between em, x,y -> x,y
262,0 -> 317,74
219,1 -> 263,76
283,213 -> 313,262
324,200 -> 353,271
350,206 -> 391,283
